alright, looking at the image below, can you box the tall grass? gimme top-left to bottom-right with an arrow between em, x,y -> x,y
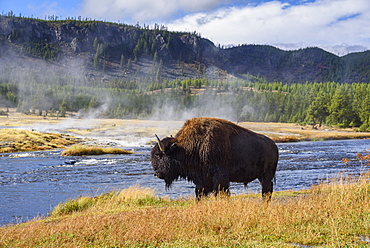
1,171 -> 369,247
50,186 -> 167,216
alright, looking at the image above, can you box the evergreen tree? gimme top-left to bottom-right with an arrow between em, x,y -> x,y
328,86 -> 355,127
127,58 -> 132,69
305,92 -> 329,127
120,54 -> 125,68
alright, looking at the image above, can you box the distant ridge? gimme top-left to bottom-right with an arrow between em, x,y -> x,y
1,15 -> 369,84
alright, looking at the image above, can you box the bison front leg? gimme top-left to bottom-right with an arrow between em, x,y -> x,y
213,184 -> 230,197
212,173 -> 230,197
194,180 -> 213,200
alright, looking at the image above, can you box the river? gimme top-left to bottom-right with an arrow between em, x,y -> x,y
0,138 -> 369,226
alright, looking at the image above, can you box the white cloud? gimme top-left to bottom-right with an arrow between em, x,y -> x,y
166,0 -> 370,54
80,0 -> 228,23
78,0 -> 370,54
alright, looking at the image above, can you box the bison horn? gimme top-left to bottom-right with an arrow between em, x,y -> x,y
155,134 -> 166,152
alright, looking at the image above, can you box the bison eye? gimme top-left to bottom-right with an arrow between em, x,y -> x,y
169,143 -> 177,152
154,152 -> 163,158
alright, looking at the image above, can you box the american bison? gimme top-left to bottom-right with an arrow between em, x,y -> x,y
151,117 -> 278,200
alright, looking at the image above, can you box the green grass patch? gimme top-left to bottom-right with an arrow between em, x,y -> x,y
50,186 -> 176,216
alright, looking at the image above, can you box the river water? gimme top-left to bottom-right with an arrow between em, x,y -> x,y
0,138 -> 369,226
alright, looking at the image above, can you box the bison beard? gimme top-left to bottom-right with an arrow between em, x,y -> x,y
151,117 -> 279,200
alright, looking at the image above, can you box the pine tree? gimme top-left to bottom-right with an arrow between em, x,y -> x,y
306,92 -> 329,127
120,54 -> 125,68
328,86 -> 354,127
127,58 -> 132,69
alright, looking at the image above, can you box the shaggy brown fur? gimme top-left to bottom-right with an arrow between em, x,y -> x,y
151,117 -> 278,200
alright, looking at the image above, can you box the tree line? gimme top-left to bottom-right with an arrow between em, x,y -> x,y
0,73 -> 369,131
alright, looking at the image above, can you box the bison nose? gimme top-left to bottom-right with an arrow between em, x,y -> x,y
154,172 -> 159,178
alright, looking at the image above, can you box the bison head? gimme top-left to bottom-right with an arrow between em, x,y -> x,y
150,135 -> 182,188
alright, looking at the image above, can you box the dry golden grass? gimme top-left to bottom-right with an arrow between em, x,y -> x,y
66,119 -> 370,143
0,129 -> 76,153
238,122 -> 370,142
0,109 -> 61,127
1,172 -> 369,247
61,144 -> 134,156
1,109 -> 370,145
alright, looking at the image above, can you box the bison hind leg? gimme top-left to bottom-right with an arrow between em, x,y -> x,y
262,181 -> 273,202
259,178 -> 273,202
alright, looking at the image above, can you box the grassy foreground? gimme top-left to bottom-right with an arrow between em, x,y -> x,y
1,172 -> 369,247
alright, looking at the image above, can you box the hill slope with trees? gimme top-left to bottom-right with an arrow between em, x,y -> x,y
1,15 -> 370,83
0,15 -> 369,130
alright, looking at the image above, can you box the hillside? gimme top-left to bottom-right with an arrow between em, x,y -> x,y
1,15 -> 370,84
0,16 -> 370,130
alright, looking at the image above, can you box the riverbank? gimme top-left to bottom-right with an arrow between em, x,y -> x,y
0,172 -> 369,247
1,110 -> 370,153
0,129 -> 77,153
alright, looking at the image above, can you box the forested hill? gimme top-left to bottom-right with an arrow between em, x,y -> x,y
1,15 -> 370,84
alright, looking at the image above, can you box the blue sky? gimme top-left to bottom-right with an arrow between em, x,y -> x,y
1,0 -> 369,55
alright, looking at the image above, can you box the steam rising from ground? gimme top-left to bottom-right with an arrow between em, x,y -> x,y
0,50 -> 257,147
149,94 -> 239,122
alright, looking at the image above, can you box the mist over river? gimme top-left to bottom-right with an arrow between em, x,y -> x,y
0,138 -> 369,226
